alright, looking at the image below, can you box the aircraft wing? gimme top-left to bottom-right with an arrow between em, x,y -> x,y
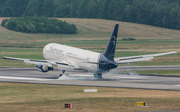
3,56 -> 76,69
55,60 -> 75,71
3,56 -> 77,71
3,56 -> 53,67
114,51 -> 176,64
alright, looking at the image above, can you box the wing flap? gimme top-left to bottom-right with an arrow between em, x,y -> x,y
3,56 -> 25,61
3,56 -> 53,67
56,61 -> 75,71
3,56 -> 76,71
24,60 -> 52,66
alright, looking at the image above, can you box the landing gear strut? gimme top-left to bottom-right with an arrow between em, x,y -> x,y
93,73 -> 102,78
59,70 -> 68,77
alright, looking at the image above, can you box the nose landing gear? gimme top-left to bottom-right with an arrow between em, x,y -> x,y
59,70 -> 68,77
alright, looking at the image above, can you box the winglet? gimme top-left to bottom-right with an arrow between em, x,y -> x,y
103,24 -> 119,61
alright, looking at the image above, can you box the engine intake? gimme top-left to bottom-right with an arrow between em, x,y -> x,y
36,65 -> 53,72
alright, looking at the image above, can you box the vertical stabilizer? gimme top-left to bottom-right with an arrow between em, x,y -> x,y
103,24 -> 119,61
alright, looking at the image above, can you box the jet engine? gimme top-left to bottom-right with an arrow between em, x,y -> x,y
36,65 -> 53,72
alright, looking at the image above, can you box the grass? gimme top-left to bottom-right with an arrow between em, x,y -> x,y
0,18 -> 180,111
0,82 -> 180,112
0,18 -> 180,52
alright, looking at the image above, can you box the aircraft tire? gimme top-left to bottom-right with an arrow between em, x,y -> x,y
93,73 -> 102,78
59,74 -> 68,77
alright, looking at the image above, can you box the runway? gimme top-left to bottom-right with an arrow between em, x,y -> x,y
0,66 -> 180,91
118,65 -> 180,71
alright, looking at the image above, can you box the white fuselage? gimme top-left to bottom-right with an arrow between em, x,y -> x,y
43,43 -> 100,73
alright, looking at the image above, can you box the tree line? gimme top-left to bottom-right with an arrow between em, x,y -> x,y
1,0 -> 180,30
1,16 -> 77,34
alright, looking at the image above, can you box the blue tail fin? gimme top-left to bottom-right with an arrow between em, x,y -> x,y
103,24 -> 119,61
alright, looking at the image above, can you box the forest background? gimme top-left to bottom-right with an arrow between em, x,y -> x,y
0,0 -> 180,30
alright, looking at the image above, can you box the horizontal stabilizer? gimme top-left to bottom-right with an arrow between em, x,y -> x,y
117,57 -> 154,64
115,51 -> 176,64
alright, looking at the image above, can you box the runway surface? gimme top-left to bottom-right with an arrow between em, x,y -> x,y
118,65 -> 180,71
0,66 -> 180,91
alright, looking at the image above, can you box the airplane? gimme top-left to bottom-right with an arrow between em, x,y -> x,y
3,24 -> 176,78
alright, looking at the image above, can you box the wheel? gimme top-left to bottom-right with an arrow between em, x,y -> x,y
59,74 -> 68,77
93,73 -> 102,78
59,74 -> 63,77
59,70 -> 67,77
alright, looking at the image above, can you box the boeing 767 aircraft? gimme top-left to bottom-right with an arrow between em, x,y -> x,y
3,24 -> 176,78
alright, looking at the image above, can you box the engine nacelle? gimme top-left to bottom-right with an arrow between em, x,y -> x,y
36,65 -> 53,72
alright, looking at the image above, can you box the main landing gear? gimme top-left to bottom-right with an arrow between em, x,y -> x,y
59,70 -> 68,77
93,73 -> 102,78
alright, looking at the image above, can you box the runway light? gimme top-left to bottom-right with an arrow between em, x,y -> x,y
64,103 -> 72,108
84,89 -> 97,92
137,102 -> 147,107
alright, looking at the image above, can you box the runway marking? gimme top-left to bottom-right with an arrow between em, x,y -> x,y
69,74 -> 93,77
0,76 -> 53,81
111,75 -> 147,79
